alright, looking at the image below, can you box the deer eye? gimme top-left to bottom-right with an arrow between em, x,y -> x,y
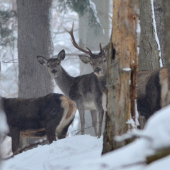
47,64 -> 50,67
103,59 -> 106,62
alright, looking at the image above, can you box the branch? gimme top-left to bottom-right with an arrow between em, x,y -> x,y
146,147 -> 170,164
114,130 -> 153,143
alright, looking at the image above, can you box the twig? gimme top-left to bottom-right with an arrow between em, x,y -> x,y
71,121 -> 105,136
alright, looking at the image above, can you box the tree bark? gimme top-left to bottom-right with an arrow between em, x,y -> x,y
139,0 -> 160,70
102,0 -> 139,154
154,0 -> 165,66
163,2 -> 170,90
17,0 -> 53,99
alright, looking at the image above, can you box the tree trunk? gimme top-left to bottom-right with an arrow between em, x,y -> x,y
139,0 -> 160,70
154,0 -> 165,66
17,0 -> 53,146
163,1 -> 170,90
17,0 -> 53,99
102,0 -> 139,154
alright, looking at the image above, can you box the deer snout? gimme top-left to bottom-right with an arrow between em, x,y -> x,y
51,69 -> 57,74
94,67 -> 101,73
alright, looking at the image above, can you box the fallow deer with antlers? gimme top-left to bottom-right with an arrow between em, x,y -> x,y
65,22 -> 108,110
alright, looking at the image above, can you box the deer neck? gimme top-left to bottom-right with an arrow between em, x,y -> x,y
98,75 -> 107,94
54,67 -> 74,97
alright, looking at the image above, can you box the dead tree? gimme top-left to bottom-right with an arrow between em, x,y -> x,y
102,0 -> 139,154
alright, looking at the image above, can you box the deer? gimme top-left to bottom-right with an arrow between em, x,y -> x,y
64,23 -> 109,110
136,68 -> 170,120
2,93 -> 76,153
37,50 -> 105,138
66,22 -> 170,124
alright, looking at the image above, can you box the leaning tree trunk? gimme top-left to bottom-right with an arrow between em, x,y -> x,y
17,0 -> 53,99
154,0 -> 165,66
139,0 -> 160,71
17,0 -> 53,146
102,0 -> 139,154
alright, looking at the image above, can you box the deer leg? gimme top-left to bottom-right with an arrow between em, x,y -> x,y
76,99 -> 85,135
98,110 -> 104,138
90,110 -> 98,136
10,126 -> 20,153
58,118 -> 74,139
45,122 -> 57,143
94,98 -> 104,138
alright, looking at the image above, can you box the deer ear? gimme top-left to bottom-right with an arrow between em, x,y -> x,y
79,55 -> 91,64
37,56 -> 47,65
58,50 -> 65,61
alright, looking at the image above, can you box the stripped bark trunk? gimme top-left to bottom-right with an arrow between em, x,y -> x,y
102,0 -> 139,154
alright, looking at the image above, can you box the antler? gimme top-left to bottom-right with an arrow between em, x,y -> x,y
99,43 -> 108,53
65,22 -> 92,56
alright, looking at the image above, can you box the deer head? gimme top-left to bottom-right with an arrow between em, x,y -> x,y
65,22 -> 108,77
37,50 -> 65,77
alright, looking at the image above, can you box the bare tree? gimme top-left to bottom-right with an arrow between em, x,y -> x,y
139,0 -> 160,70
102,0 -> 139,154
17,0 -> 53,99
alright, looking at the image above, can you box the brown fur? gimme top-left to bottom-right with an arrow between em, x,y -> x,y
20,128 -> 45,138
60,96 -> 76,119
67,100 -> 76,119
159,68 -> 169,107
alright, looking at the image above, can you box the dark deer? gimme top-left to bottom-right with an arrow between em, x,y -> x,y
37,50 -> 105,137
66,23 -> 170,122
137,68 -> 170,120
2,93 -> 76,153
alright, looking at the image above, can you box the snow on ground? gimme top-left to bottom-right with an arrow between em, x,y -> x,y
1,135 -> 103,170
2,105 -> 170,170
